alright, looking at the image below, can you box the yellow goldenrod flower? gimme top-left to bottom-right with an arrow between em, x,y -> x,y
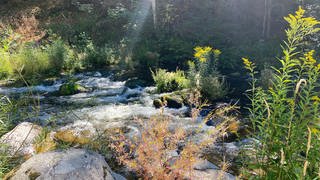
194,46 -> 212,63
295,6 -> 305,19
311,96 -> 320,103
213,49 -> 222,57
242,58 -> 253,70
311,128 -> 320,136
304,50 -> 316,65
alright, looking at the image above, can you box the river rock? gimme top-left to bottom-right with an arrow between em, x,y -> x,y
0,122 -> 42,156
203,138 -> 260,173
59,82 -> 88,96
54,121 -> 97,145
9,148 -> 125,180
153,99 -> 163,109
124,78 -> 147,88
160,95 -> 183,109
188,159 -> 235,180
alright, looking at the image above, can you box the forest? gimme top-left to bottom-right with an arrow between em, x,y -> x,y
0,0 -> 319,179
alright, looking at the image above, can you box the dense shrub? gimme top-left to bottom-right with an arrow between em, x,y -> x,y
242,7 -> 320,179
151,68 -> 189,93
188,46 -> 228,101
71,32 -> 120,69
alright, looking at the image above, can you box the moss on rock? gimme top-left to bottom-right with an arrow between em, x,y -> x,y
153,99 -> 163,109
54,130 -> 91,145
59,82 -> 87,96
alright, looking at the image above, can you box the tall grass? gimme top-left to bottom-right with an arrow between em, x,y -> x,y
242,7 -> 320,179
0,96 -> 17,178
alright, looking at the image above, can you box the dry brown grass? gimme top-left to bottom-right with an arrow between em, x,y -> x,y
110,90 -> 239,179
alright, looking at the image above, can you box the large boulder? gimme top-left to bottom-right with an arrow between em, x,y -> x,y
0,122 -> 42,156
9,148 -> 125,180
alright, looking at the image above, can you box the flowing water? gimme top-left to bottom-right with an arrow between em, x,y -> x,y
0,71 -> 202,134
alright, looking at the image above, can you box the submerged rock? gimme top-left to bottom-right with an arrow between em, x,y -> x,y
9,148 -> 125,180
0,122 -> 42,156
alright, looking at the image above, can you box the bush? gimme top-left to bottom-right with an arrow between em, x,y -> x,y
83,44 -> 119,68
242,7 -> 320,179
188,46 -> 229,101
151,68 -> 189,93
200,75 -> 228,101
47,40 -> 67,74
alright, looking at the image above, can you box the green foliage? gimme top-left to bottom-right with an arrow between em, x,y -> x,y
0,25 -> 18,79
0,96 -> 14,137
243,7 -> 320,179
151,68 -> 189,93
47,40 -> 68,74
0,96 -> 19,178
13,46 -> 51,82
188,46 -> 228,101
72,32 -> 120,69
0,25 -> 79,82
0,52 -> 13,79
59,81 -> 85,96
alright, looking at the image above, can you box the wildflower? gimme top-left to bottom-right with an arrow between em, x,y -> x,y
311,96 -> 320,104
295,6 -> 305,19
242,58 -> 254,70
304,50 -> 316,65
187,60 -> 195,68
311,127 -> 320,136
213,49 -> 222,57
194,46 -> 212,63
